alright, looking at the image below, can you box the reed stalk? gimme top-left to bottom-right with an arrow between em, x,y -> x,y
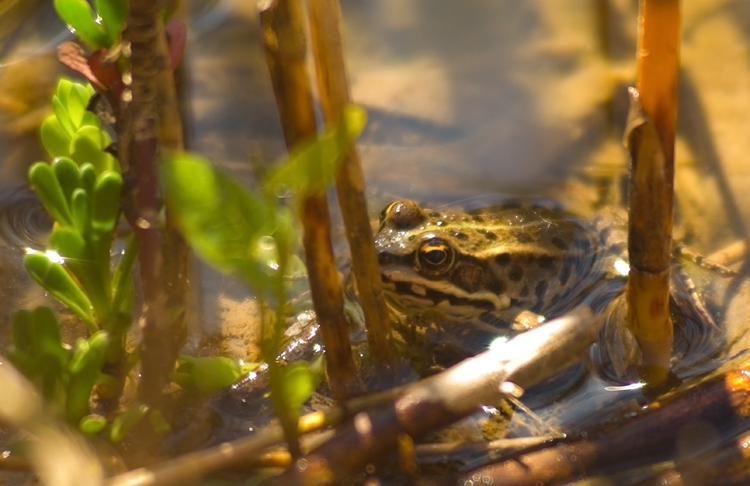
258,0 -> 360,401
307,0 -> 398,366
626,0 -> 680,386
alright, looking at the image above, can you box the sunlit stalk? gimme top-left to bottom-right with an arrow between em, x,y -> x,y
308,0 -> 398,365
626,0 -> 680,386
121,0 -> 189,410
258,0 -> 360,400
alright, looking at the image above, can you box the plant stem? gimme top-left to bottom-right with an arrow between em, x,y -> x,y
259,0 -> 360,401
122,0 -> 189,410
626,0 -> 680,386
308,0 -> 398,366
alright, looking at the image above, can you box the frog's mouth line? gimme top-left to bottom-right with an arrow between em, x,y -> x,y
380,267 -> 511,320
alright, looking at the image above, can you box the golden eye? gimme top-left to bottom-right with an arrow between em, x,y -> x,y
380,199 -> 425,229
416,238 -> 455,275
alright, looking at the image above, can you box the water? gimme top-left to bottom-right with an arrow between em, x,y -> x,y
1,0 -> 750,483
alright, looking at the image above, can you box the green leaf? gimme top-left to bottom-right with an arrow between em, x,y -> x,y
148,409 -> 172,436
9,308 -> 71,405
161,154 -> 284,291
95,0 -> 128,44
24,253 -> 95,332
41,116 -> 71,158
111,235 -> 137,314
67,82 -> 89,129
67,331 -> 110,421
52,96 -> 76,139
70,188 -> 90,235
264,104 -> 367,198
91,171 -> 122,235
69,331 -> 109,374
29,307 -> 69,366
188,356 -> 241,394
80,111 -> 102,129
80,163 -> 97,196
56,79 -> 73,107
10,309 -> 35,353
29,162 -> 73,226
52,157 -> 80,205
110,404 -> 149,443
49,227 -> 110,318
281,361 -> 319,411
69,125 -> 116,174
79,415 -> 108,435
54,0 -> 109,50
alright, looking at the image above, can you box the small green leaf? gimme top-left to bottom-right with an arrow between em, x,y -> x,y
95,0 -> 128,44
41,116 -> 71,158
52,96 -> 76,139
67,332 -> 110,421
49,227 -> 110,318
80,163 -> 97,195
161,154 -> 282,291
70,188 -> 90,235
52,157 -> 80,205
264,104 -> 367,198
29,306 -> 69,366
91,171 -> 122,234
69,331 -> 109,374
29,162 -> 73,226
80,111 -> 102,129
67,83 -> 89,129
79,415 -> 108,435
10,309 -> 35,353
111,235 -> 137,313
24,253 -> 95,332
188,356 -> 241,394
281,361 -> 319,411
69,125 -> 115,174
148,409 -> 172,436
56,79 -> 73,107
110,404 -> 149,442
10,308 -> 71,406
54,0 -> 110,50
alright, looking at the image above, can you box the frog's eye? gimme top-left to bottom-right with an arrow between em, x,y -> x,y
416,238 -> 455,275
380,199 -> 425,230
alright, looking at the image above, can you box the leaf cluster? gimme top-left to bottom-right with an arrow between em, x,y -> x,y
7,307 -> 110,424
54,0 -> 128,51
8,79 -> 135,432
41,79 -> 119,174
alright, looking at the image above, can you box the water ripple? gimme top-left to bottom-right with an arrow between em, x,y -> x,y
0,190 -> 52,250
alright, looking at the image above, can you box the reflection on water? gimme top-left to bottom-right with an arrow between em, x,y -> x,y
0,189 -> 52,251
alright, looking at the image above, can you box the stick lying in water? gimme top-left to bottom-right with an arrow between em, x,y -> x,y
443,367 -> 750,486
262,306 -> 603,486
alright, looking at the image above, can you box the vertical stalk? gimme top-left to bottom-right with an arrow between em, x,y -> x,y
308,0 -> 398,366
258,0 -> 360,401
626,0 -> 680,386
122,0 -> 189,409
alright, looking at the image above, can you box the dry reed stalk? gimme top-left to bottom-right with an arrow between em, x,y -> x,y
626,0 -> 680,386
258,0 -> 360,400
308,0 -> 398,365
